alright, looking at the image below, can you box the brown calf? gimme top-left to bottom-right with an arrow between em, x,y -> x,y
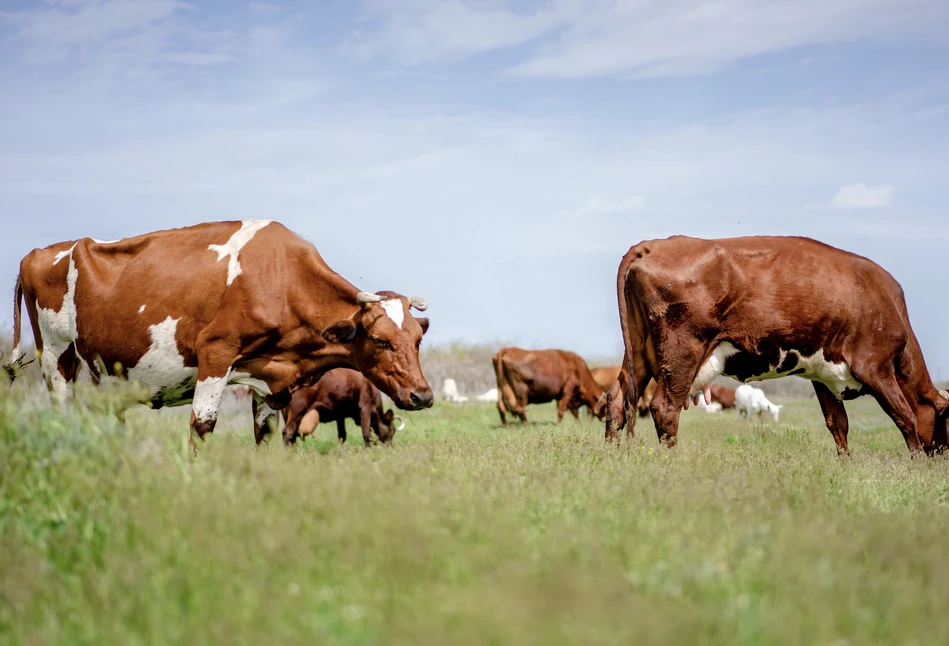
282,368 -> 404,446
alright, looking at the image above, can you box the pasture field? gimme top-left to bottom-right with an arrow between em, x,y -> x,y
3,384 -> 949,645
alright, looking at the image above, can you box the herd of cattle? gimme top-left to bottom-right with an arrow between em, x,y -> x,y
3,220 -> 947,456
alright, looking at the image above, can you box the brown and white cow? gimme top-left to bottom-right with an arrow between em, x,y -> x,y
609,235 -> 949,454
282,368 -> 404,447
3,220 -> 434,447
493,347 -> 605,425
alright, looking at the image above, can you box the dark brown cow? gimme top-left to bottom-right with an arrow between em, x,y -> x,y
3,220 -> 433,448
282,368 -> 404,446
608,235 -> 949,454
709,384 -> 736,409
493,347 -> 605,425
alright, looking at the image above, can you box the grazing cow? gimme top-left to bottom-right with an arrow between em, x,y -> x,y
709,384 -> 736,409
609,235 -> 949,454
590,366 -> 622,392
735,385 -> 781,422
282,368 -> 404,446
3,220 -> 433,449
441,378 -> 469,403
493,347 -> 604,425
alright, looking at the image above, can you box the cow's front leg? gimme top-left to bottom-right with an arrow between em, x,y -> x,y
190,366 -> 232,446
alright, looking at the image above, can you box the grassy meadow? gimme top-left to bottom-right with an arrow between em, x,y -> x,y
3,382 -> 949,645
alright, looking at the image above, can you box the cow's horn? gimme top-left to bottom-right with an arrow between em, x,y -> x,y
939,389 -> 949,402
409,296 -> 428,311
356,291 -> 384,305
393,415 -> 405,431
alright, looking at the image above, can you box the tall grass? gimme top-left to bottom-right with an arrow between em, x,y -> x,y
2,381 -> 949,645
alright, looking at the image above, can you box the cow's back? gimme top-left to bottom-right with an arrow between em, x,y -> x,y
622,235 -> 911,357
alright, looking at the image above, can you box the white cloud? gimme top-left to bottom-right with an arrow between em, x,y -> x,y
827,183 -> 895,209
578,195 -> 645,214
351,0 -> 949,78
345,0 -> 560,63
0,0 -> 260,76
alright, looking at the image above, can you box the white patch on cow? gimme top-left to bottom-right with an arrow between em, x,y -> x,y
10,344 -> 21,364
228,371 -> 272,397
138,305 -> 146,314
742,348 -> 862,400
193,371 -> 230,423
690,342 -> 739,396
53,243 -> 78,266
208,219 -> 272,286
91,238 -> 118,244
37,244 -> 81,405
938,389 -> 949,401
381,299 -> 404,329
127,316 -> 198,400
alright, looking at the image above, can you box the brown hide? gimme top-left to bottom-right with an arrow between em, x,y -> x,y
5,220 -> 432,447
614,235 -> 948,454
282,368 -> 399,447
493,347 -> 605,425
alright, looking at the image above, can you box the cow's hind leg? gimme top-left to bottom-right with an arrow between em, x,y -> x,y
813,382 -> 850,456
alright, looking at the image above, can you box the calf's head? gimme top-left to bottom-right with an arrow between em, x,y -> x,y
321,291 -> 433,411
373,408 -> 405,444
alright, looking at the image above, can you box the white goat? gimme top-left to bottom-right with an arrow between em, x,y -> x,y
735,384 -> 782,422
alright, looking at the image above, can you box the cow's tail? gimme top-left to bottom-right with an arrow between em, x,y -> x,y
3,273 -> 33,384
616,246 -> 651,426
493,350 -> 514,413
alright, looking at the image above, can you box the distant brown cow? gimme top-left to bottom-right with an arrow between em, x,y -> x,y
709,384 -> 736,409
493,347 -> 605,425
609,235 -> 949,454
282,368 -> 404,446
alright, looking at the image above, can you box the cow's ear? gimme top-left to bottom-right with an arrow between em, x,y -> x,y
383,409 -> 394,422
415,317 -> 430,335
321,320 -> 357,344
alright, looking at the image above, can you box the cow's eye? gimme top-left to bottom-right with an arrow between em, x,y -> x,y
370,336 -> 393,350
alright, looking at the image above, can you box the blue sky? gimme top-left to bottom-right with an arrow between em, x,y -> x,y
1,0 -> 948,376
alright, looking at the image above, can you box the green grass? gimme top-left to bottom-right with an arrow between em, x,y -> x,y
3,385 -> 949,645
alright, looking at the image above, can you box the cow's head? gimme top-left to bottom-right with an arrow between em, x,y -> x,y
321,291 -> 433,411
373,408 -> 405,444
